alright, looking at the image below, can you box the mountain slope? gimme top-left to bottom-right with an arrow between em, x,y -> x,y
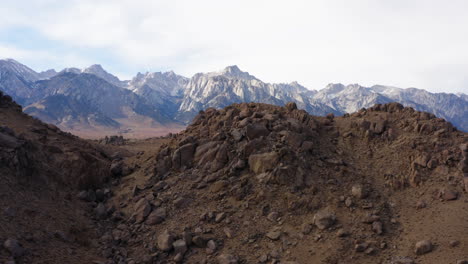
0,59 -> 466,136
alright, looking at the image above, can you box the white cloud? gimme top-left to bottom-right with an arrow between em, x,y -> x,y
1,0 -> 468,93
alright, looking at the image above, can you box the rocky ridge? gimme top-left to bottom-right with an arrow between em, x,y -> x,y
1,59 -> 467,138
87,102 -> 468,264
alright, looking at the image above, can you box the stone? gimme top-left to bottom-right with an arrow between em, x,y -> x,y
3,239 -> 24,257
245,123 -> 270,140
110,161 -> 123,176
336,228 -> 349,237
174,252 -> 184,263
192,235 -> 206,247
217,254 -> 238,264
351,184 -> 368,199
313,209 -> 336,230
172,239 -> 187,255
285,102 -> 297,111
266,230 -> 282,240
301,223 -> 313,235
456,260 -> 468,264
267,211 -> 279,222
95,203 -> 107,219
414,240 -> 433,255
157,230 -> 174,251
345,197 -> 353,207
248,152 -> 279,174
215,212 -> 226,223
145,207 -> 166,225
372,221 -> 383,235
206,240 -> 217,254
224,227 -> 234,238
172,143 -> 196,169
133,198 -> 152,223
439,188 -> 458,201
355,242 -> 368,252
391,257 -> 414,264
449,240 -> 460,247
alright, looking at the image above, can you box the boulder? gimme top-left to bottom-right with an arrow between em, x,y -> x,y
133,198 -> 152,223
285,102 -> 297,111
245,123 -> 270,140
172,143 -> 196,169
248,152 -> 279,174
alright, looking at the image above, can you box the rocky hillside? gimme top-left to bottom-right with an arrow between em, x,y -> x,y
0,91 -> 113,263
1,59 -> 467,138
1,96 -> 467,263
90,102 -> 467,264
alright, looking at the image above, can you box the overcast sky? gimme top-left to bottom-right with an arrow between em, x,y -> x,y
1,0 -> 467,93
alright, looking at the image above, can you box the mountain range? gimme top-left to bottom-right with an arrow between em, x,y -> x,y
0,58 -> 466,137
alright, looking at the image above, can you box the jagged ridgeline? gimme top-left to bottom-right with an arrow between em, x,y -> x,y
98,102 -> 467,264
1,59 -> 467,139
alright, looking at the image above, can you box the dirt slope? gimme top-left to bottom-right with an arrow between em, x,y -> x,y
0,91 -> 112,263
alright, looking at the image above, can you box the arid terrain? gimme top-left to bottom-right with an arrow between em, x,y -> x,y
0,91 -> 467,264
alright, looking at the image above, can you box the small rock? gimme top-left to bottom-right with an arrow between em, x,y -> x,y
301,223 -> 313,235
224,227 -> 234,238
206,240 -> 217,254
157,230 -> 174,251
174,252 -> 184,263
3,239 -> 24,257
439,188 -> 458,201
313,209 -> 336,230
351,184 -> 368,199
266,230 -> 282,240
95,203 -> 107,219
336,228 -> 349,237
414,240 -> 433,255
449,240 -> 460,247
456,260 -> 468,264
173,239 -> 187,255
372,221 -> 383,235
416,200 -> 427,209
355,242 -> 368,252
345,197 -> 353,207
192,235 -> 206,247
267,211 -> 279,222
215,212 -> 226,223
217,254 -> 238,264
95,189 -> 105,202
392,257 -> 414,264
145,207 -> 166,225
365,247 -> 376,255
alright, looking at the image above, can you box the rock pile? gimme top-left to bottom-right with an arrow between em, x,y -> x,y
99,102 -> 467,264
